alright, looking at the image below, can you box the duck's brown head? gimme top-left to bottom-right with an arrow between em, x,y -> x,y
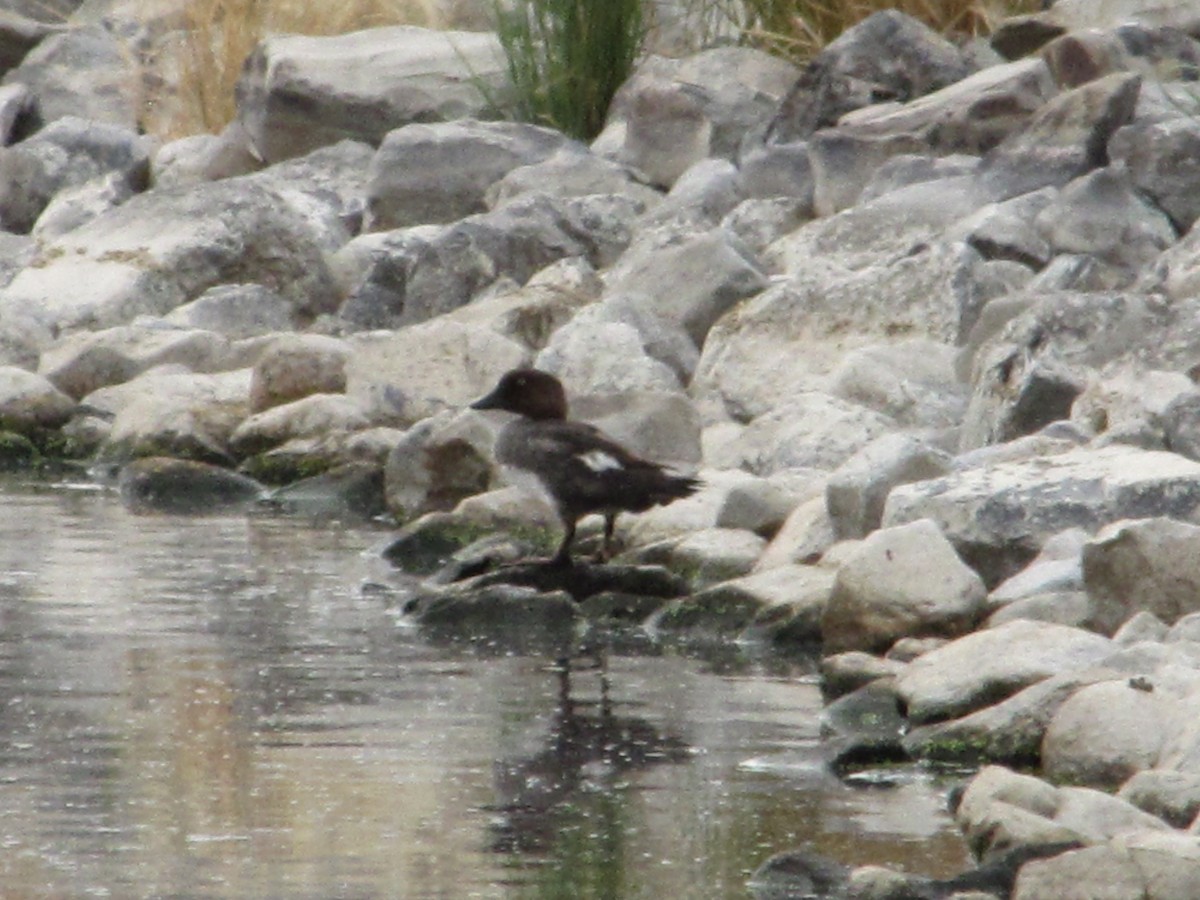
470,368 -> 568,421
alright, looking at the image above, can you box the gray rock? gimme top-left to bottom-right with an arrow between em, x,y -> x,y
1118,769 -> 1200,828
96,368 -> 252,464
533,306 -> 685,393
823,518 -> 987,654
38,323 -> 235,401
366,119 -> 568,229
766,10 -> 973,143
604,227 -> 767,348
384,411 -> 498,521
0,115 -> 150,233
1012,832 -> 1200,900
737,141 -> 813,206
607,46 -> 799,180
858,152 -> 981,204
150,120 -> 262,188
896,620 -> 1114,725
0,82 -> 32,146
828,339 -> 968,431
228,394 -> 372,459
265,461 -> 386,521
1083,517 -> 1200,634
248,334 -> 350,414
719,197 -> 808,256
979,72 -> 1141,200
754,495 -> 837,570
31,170 -> 136,241
0,178 -> 340,341
947,186 -> 1057,269
0,11 -> 59,74
1110,115 -> 1200,232
633,526 -> 765,587
721,391 -> 895,475
345,320 -> 527,427
342,193 -> 636,328
820,651 -> 906,699
989,528 -> 1088,607
885,446 -> 1200,587
117,456 -> 265,513
162,284 -> 295,339
808,130 -> 926,215
1114,611 -> 1170,645
236,26 -> 511,164
1042,678 -> 1173,789
1034,166 -> 1178,271
1163,391 -> 1200,462
960,351 -> 1086,451
0,365 -> 75,430
986,591 -> 1093,629
486,145 -> 661,210
1073,367 -> 1195,453
826,434 -> 952,540
3,26 -> 140,128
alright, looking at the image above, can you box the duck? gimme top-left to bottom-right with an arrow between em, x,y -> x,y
471,368 -> 700,566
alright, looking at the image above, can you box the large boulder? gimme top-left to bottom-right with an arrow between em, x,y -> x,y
365,119 -> 568,229
822,518 -> 987,654
896,619 -> 1113,724
0,115 -> 150,233
0,178 -> 340,342
883,446 -> 1200,586
1082,517 -> 1200,634
236,26 -> 511,164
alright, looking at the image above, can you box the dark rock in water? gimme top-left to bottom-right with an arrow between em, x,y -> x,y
0,430 -> 38,470
405,584 -> 581,656
117,456 -> 265,513
265,461 -> 386,521
381,512 -> 505,576
821,679 -> 909,774
747,848 -> 849,900
453,560 -> 690,604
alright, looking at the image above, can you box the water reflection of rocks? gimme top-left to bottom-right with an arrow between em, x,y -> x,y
487,652 -> 691,857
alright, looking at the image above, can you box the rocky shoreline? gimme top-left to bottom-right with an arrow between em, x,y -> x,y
4,0 -> 1200,896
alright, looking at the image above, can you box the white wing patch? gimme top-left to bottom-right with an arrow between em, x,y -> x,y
579,449 -> 623,473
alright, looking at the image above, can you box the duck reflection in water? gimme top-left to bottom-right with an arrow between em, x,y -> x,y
486,651 -> 692,856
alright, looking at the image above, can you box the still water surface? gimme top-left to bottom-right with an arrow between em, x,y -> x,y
0,475 -> 969,899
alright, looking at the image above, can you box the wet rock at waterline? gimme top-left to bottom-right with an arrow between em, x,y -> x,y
116,456 -> 266,513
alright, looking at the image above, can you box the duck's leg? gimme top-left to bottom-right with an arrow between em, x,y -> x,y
593,513 -> 617,563
548,518 -> 577,567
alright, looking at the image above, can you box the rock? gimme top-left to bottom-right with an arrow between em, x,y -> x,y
897,620 -> 1114,725
883,446 -> 1200,587
38,323 -> 235,401
720,391 -> 896,475
533,308 -> 683,393
603,227 -> 767,348
1012,832 -> 1200,900
987,591 -> 1093,630
31,170 -> 137,241
753,495 -> 837,570
1114,611 -> 1170,645
713,472 -> 811,537
979,72 -> 1141,200
1074,366 -> 1195,452
903,666 -> 1120,765
1042,678 -> 1174,789
0,11 -> 57,74
0,115 -> 150,234
747,849 -> 849,900
1118,769 -> 1200,828
150,120 -> 262,188
441,256 -> 602,351
641,158 -> 744,229
117,456 -> 265,513
822,679 -> 908,771
407,583 -> 581,654
961,352 -> 1086,451
249,334 -> 350,414
228,393 -> 372,459
568,389 -> 702,470
720,197 -> 808,257
988,528 -> 1088,608
859,153 -> 981,204
825,434 -> 952,540
607,46 -> 799,184
820,651 -> 906,700
345,320 -> 527,427
0,365 -> 75,431
487,144 -> 662,210
341,193 -> 635,328
3,26 -> 141,128
658,563 -> 833,645
766,10 -> 973,143
948,186 -> 1057,268
264,461 -> 385,520
161,283 -> 295,339
822,518 -> 988,654
93,368 -> 252,464
236,26 -> 511,164
738,141 -> 813,205
632,526 -> 765,588
1110,115 -> 1200,232
828,339 -> 969,430
0,178 -> 340,340
1082,517 -> 1200,634
383,410 -> 497,521
366,120 -> 567,229
1034,166 -> 1178,271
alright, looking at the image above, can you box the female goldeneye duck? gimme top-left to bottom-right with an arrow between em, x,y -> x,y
471,368 -> 700,567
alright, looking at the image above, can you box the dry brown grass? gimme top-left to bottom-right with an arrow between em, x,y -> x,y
145,0 -> 444,139
692,0 -> 1045,61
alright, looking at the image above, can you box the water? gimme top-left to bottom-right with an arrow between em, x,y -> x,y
0,475 -> 970,899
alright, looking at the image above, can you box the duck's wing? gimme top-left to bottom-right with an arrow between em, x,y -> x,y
523,421 -> 698,513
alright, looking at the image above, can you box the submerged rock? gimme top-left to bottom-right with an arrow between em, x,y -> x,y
117,456 -> 265,513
